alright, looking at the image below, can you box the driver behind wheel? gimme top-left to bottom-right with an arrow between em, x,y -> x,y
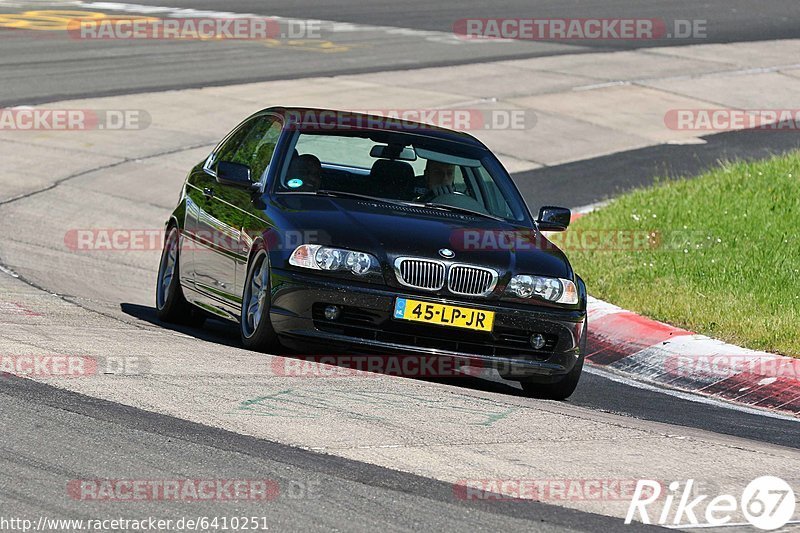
417,160 -> 456,201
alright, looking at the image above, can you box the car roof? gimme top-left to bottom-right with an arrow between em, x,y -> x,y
259,106 -> 490,150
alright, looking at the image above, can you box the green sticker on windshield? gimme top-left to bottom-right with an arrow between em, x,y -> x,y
287,178 -> 304,188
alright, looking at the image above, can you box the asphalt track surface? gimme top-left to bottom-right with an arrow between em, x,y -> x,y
2,0 -> 800,105
0,375 -> 666,532
2,1 -> 800,531
132,0 -> 800,43
518,127 -> 800,214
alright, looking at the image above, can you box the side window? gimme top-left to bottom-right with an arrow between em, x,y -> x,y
215,116 -> 282,181
214,119 -> 257,166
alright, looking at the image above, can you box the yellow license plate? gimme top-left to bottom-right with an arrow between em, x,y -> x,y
393,298 -> 494,332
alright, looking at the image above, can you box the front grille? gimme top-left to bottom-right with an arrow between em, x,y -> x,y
394,258 -> 446,291
394,257 -> 499,297
448,265 -> 497,296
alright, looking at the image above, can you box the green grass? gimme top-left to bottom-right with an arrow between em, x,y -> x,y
568,152 -> 800,356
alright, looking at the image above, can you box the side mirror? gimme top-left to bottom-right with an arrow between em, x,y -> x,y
216,161 -> 253,188
537,206 -> 571,232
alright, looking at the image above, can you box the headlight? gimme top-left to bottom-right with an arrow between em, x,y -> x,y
345,251 -> 374,275
289,244 -> 379,276
315,247 -> 346,270
506,275 -> 578,304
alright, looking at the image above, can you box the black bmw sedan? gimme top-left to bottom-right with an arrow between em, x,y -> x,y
156,107 -> 587,399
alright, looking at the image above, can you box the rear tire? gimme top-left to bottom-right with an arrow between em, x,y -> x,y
240,249 -> 281,352
520,320 -> 587,400
156,226 -> 204,327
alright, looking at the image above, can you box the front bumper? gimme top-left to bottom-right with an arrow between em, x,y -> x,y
268,268 -> 586,379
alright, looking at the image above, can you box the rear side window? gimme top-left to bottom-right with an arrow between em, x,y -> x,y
214,115 -> 282,180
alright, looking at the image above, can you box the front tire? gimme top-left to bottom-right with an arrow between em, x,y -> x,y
240,249 -> 281,352
520,320 -> 587,400
156,226 -> 203,327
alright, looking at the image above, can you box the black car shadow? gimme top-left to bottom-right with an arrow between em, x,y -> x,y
120,303 -> 241,348
120,303 -> 523,397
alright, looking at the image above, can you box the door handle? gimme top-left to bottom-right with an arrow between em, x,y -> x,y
203,187 -> 214,198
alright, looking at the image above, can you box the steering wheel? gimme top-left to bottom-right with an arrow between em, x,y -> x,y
427,191 -> 487,213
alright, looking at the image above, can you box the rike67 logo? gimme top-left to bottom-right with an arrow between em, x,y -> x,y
626,476 -> 796,530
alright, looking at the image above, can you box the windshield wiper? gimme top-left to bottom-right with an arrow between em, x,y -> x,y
314,190 -> 406,205
312,190 -> 507,221
423,202 -> 507,222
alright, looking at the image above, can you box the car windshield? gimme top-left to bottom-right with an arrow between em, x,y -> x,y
275,129 -> 529,222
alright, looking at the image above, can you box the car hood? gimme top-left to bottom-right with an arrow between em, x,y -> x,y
270,195 -> 573,288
